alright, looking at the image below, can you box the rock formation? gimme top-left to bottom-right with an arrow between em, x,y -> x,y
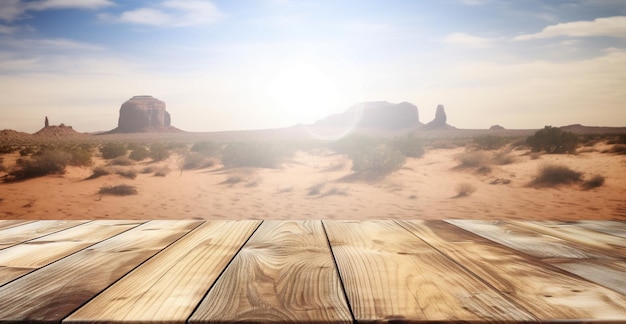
44,116 -> 49,128
489,125 -> 505,130
314,101 -> 422,129
110,95 -> 179,133
423,104 -> 454,130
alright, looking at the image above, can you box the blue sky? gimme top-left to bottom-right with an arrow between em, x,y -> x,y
1,0 -> 625,132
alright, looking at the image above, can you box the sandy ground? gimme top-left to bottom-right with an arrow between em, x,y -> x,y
1,142 -> 624,221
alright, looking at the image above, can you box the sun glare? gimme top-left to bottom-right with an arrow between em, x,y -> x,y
268,63 -> 341,123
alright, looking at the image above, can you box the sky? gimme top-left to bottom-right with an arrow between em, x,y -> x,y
0,0 -> 625,133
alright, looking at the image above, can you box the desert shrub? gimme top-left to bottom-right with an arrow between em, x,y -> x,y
526,126 -> 579,154
98,184 -> 137,196
350,144 -> 405,176
0,145 -> 19,154
619,134 -> 626,144
391,133 -> 425,158
473,135 -> 510,150
129,146 -> 150,161
191,141 -> 221,157
8,149 -> 71,180
100,142 -> 127,159
456,150 -> 490,168
154,166 -> 170,177
109,156 -> 135,166
609,144 -> 626,155
0,157 -> 5,172
86,166 -> 111,180
182,152 -> 214,170
19,146 -> 37,156
141,166 -> 157,174
332,135 -> 406,177
221,142 -> 295,168
530,164 -> 582,187
492,150 -> 516,165
455,182 -> 476,197
149,143 -> 170,162
65,147 -> 92,167
222,174 -> 243,186
582,175 -> 605,190
115,168 -> 137,179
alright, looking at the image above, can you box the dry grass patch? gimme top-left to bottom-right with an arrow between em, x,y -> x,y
454,182 -> 476,198
98,184 -> 137,196
530,164 -> 582,187
86,166 -> 111,180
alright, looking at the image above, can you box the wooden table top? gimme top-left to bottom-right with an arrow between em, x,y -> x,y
0,219 -> 624,323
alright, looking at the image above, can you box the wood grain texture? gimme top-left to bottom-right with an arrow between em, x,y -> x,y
189,220 -> 352,324
509,220 -> 626,258
575,220 -> 626,239
551,259 -> 626,295
0,220 -> 144,286
446,220 -> 605,259
0,220 -> 87,250
65,220 -> 261,324
0,220 -> 34,231
399,220 -> 626,321
0,220 -> 201,323
323,220 -> 533,323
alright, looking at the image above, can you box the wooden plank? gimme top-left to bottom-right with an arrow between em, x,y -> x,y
0,220 -> 201,323
509,220 -> 626,258
0,220 -> 88,250
551,259 -> 626,295
323,220 -> 533,322
189,220 -> 353,324
576,220 -> 626,239
0,220 -> 145,286
0,220 -> 34,231
399,220 -> 626,321
65,220 -> 261,324
446,220 -> 605,259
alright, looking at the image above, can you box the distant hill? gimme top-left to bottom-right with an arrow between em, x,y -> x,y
314,101 -> 422,129
33,125 -> 87,138
559,124 -> 626,134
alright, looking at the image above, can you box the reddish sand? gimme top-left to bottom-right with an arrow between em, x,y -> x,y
1,142 -> 624,220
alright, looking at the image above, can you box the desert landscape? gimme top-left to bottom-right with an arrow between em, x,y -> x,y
1,116 -> 625,221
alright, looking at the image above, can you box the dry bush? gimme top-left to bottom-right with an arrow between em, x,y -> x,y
455,150 -> 490,169
492,150 -> 516,165
98,184 -> 137,196
141,166 -> 157,174
529,152 -> 542,160
149,143 -> 170,162
109,156 -> 135,166
530,164 -> 582,187
86,166 -> 111,180
7,149 -> 71,181
454,183 -> 476,197
100,142 -> 127,159
115,168 -> 137,179
582,175 -> 605,190
526,126 -> 579,154
473,135 -> 511,150
129,146 -> 150,161
182,152 -> 215,170
154,166 -> 170,177
608,144 -> 626,155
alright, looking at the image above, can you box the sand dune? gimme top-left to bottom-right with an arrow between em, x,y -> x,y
1,141 -> 624,220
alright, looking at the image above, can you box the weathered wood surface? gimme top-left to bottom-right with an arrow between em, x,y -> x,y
323,220 -> 534,322
0,220 -> 87,250
0,219 -> 624,323
66,220 -> 261,324
0,220 -> 201,322
0,220 -> 145,286
399,220 -> 626,321
0,220 -> 33,231
189,220 -> 352,324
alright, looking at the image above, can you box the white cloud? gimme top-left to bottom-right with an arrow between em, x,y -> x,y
0,0 -> 113,22
26,0 -> 113,11
514,16 -> 626,40
114,0 -> 223,27
443,32 -> 495,48
0,25 -> 17,34
0,37 -> 104,52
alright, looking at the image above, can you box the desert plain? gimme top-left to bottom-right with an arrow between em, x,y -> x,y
1,126 -> 625,221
